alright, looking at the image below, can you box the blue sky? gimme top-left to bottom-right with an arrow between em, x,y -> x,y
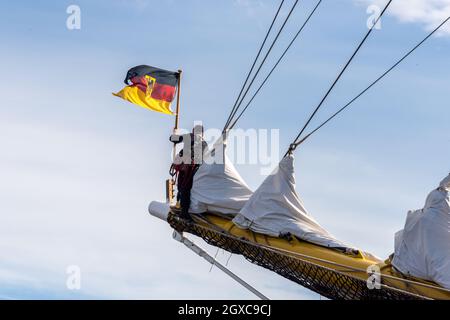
0,0 -> 449,299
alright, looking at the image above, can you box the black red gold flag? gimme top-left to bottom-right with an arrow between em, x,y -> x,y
114,65 -> 179,115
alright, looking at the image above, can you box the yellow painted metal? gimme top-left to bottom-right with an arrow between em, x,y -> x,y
195,213 -> 450,300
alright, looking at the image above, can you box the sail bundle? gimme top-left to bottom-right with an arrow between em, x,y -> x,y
233,155 -> 349,249
189,147 -> 253,216
189,143 -> 351,250
392,174 -> 450,289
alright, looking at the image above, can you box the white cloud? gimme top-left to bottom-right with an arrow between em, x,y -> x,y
239,0 -> 450,36
356,0 -> 450,35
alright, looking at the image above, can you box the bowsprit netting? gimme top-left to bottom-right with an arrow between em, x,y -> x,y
168,213 -> 429,300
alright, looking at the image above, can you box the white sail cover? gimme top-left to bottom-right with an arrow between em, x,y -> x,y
392,173 -> 450,289
189,152 -> 253,216
233,155 -> 349,249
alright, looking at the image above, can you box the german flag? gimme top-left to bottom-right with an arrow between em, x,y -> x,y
113,65 -> 179,115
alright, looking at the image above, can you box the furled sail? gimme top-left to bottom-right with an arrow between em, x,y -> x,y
233,155 -> 350,249
189,144 -> 253,216
392,173 -> 450,289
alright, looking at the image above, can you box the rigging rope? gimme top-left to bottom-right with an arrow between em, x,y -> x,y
292,16 -> 450,148
224,0 -> 300,131
223,0 -> 285,131
286,0 -> 393,155
228,0 -> 323,131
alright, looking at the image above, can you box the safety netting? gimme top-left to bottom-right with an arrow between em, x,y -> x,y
167,212 -> 428,300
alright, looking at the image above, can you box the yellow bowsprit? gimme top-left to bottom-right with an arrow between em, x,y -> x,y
168,211 -> 450,300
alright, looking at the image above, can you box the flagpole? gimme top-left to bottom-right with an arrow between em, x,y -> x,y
172,70 -> 182,159
168,69 -> 182,204
174,69 -> 182,132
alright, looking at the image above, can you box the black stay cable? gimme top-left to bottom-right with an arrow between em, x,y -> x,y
228,0 -> 323,131
225,0 -> 300,131
293,16 -> 450,148
223,0 -> 285,131
286,0 -> 393,155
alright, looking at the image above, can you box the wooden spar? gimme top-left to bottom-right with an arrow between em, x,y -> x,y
167,69 -> 182,203
172,70 -> 182,159
174,69 -> 182,131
